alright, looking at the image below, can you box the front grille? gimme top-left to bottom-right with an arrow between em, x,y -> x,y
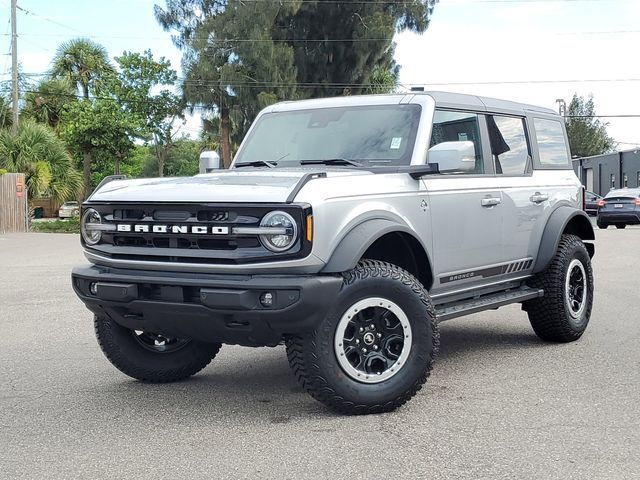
84,202 -> 311,265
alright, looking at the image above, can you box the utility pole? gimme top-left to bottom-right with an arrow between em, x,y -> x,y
11,0 -> 19,132
555,98 -> 566,119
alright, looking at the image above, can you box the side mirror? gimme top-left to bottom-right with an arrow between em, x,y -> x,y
199,151 -> 221,174
427,141 -> 476,173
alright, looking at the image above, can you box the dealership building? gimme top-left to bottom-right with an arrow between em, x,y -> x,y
573,148 -> 640,196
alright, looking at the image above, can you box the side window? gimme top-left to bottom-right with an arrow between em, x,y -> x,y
487,115 -> 529,175
534,118 -> 570,167
430,110 -> 484,174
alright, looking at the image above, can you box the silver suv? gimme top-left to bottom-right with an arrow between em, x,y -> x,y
72,92 -> 595,414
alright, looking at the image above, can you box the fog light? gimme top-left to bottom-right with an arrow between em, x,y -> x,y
260,292 -> 274,307
89,282 -> 98,295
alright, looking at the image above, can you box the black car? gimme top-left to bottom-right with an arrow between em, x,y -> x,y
585,191 -> 602,216
597,188 -> 640,229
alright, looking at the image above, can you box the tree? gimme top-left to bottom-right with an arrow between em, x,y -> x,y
0,97 -> 12,129
0,120 -> 82,202
566,94 -> 616,158
155,1 -> 437,167
61,99 -> 140,197
23,77 -> 77,131
51,38 -> 115,100
112,51 -> 184,176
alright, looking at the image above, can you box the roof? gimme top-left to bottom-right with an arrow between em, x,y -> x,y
268,91 -> 557,117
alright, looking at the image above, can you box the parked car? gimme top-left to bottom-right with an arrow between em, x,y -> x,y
58,201 -> 80,219
597,188 -> 640,229
72,92 -> 595,414
585,191 -> 602,216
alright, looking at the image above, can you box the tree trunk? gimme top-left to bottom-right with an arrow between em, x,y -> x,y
114,153 -> 121,175
83,150 -> 92,199
220,107 -> 232,169
157,149 -> 166,177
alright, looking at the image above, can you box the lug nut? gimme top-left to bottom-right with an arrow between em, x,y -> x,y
373,345 -> 378,350
359,327 -> 364,333
376,333 -> 382,338
355,339 -> 360,344
370,324 -> 375,329
362,348 -> 367,353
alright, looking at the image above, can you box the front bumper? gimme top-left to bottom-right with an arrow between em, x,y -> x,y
72,264 -> 343,347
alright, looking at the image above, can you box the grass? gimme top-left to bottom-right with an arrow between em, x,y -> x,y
31,217 -> 80,234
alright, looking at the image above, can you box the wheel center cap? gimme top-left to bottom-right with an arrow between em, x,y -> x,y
363,332 -> 375,345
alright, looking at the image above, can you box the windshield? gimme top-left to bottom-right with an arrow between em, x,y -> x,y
234,104 -> 422,168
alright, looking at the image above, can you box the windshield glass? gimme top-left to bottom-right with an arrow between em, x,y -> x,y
234,104 -> 422,168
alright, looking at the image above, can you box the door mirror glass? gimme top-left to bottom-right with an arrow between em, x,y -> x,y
428,141 -> 477,173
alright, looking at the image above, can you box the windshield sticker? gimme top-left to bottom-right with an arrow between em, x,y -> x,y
458,133 -> 468,141
390,137 -> 402,150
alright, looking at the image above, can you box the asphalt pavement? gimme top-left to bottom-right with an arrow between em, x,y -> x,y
0,229 -> 639,479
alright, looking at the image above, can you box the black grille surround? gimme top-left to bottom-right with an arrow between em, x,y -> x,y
82,202 -> 313,265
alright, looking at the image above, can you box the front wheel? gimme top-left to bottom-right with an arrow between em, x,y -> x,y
286,260 -> 439,415
597,221 -> 608,229
94,315 -> 221,382
525,234 -> 594,342
616,224 -> 626,229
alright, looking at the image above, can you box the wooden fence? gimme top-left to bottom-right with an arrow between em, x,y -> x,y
0,173 -> 28,234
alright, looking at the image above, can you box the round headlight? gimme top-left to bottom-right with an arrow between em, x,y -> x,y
81,208 -> 103,245
260,211 -> 298,252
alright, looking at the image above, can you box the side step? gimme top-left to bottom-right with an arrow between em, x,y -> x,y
435,287 -> 543,322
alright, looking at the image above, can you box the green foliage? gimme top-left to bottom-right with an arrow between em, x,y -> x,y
0,97 -> 11,129
51,38 -> 116,99
566,94 -> 616,158
155,0 -> 437,162
141,138 -> 201,177
32,217 -> 80,234
23,78 -> 77,130
0,121 -> 82,202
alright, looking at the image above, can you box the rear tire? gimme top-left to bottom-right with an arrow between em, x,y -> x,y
615,224 -> 626,229
94,315 -> 221,383
285,260 -> 439,415
525,235 -> 593,342
597,221 -> 608,229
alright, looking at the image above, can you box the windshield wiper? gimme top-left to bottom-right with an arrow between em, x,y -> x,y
300,158 -> 362,167
234,160 -> 277,168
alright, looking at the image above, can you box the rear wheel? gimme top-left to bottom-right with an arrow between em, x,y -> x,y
597,221 -> 608,229
94,315 -> 221,382
615,224 -> 626,229
286,260 -> 438,415
525,234 -> 593,342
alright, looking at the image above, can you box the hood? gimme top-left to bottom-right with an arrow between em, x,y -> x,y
88,169 -> 371,203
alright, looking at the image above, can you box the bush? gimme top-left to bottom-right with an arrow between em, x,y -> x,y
31,217 -> 80,234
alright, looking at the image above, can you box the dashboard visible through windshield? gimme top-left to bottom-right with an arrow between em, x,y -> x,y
234,104 -> 422,168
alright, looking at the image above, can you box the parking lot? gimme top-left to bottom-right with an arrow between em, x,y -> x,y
1,229 -> 638,479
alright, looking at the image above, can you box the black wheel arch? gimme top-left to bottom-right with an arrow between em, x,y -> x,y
320,219 -> 434,290
533,206 -> 595,274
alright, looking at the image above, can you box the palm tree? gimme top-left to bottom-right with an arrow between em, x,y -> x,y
23,78 -> 76,130
0,120 -> 83,202
50,38 -> 115,100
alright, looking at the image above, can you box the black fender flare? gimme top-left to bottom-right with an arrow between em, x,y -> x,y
533,206 -> 595,273
321,218 -> 430,274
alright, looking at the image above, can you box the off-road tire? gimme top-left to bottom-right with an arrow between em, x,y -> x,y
285,260 -> 439,415
525,234 -> 593,342
615,224 -> 626,229
94,315 -> 221,383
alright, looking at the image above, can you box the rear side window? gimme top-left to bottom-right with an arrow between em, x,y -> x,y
534,118 -> 570,167
487,115 -> 529,175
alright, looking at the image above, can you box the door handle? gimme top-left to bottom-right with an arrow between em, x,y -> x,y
530,192 -> 549,204
481,197 -> 501,207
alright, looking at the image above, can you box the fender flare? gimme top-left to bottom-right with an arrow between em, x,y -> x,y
321,218 -> 429,274
533,206 -> 595,273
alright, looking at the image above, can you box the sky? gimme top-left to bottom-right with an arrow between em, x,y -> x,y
1,0 -> 639,149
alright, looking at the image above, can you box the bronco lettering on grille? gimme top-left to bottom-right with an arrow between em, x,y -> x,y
116,225 -> 230,235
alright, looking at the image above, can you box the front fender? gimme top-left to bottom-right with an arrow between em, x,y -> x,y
533,206 -> 595,273
321,218 -> 425,273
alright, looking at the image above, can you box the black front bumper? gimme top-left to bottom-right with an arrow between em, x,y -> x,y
72,264 -> 343,347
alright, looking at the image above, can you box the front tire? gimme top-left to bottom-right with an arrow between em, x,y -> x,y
616,224 -> 626,229
597,221 -> 608,229
285,260 -> 439,415
94,315 -> 221,383
525,235 -> 594,342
